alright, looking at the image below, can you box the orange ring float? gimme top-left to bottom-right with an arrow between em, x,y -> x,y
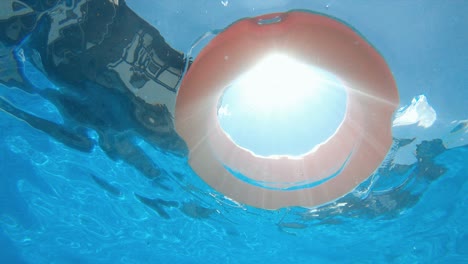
175,11 -> 399,209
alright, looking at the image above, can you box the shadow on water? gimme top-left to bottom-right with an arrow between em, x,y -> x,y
90,174 -> 123,198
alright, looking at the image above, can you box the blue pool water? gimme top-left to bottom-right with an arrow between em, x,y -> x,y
1,1 -> 467,263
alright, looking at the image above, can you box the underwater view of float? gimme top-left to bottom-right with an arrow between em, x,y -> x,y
0,0 -> 466,263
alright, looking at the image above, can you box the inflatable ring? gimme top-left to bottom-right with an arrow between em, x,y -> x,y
175,11 -> 399,209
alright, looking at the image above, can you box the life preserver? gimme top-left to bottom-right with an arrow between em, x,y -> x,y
175,11 -> 399,209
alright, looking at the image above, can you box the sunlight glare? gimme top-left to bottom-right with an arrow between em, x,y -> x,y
233,54 -> 330,114
218,53 -> 347,156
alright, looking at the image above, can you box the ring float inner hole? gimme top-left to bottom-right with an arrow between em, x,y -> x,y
217,53 -> 348,157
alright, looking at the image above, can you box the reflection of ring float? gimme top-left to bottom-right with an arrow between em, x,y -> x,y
175,11 -> 399,209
